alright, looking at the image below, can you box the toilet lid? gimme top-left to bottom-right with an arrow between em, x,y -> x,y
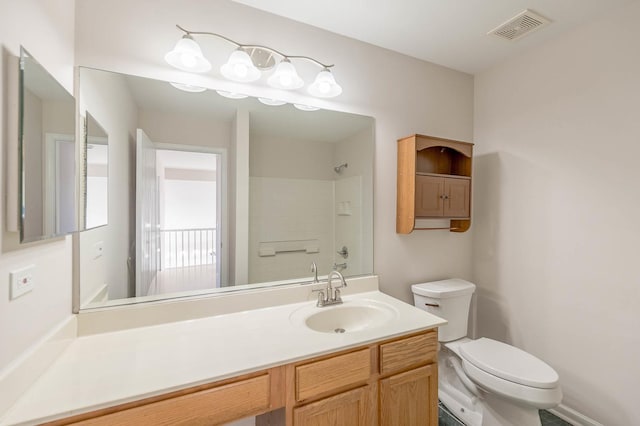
459,338 -> 559,389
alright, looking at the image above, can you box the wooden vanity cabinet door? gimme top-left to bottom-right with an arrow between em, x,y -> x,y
379,364 -> 438,426
415,175 -> 444,217
293,386 -> 373,426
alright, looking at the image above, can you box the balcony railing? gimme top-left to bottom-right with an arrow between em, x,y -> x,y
159,228 -> 216,270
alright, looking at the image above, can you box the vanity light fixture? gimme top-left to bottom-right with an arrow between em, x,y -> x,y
169,82 -> 207,93
216,90 -> 249,99
293,104 -> 320,111
308,68 -> 343,98
258,97 -> 287,106
164,35 -> 212,73
220,49 -> 261,82
165,25 -> 343,98
267,59 -> 304,90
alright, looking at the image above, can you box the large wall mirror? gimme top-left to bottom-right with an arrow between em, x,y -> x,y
77,67 -> 374,309
19,48 -> 76,242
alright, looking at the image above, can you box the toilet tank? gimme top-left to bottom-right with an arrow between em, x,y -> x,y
412,279 -> 476,342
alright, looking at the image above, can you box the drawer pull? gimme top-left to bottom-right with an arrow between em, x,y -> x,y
424,302 -> 439,307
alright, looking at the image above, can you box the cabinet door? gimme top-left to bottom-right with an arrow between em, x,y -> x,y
293,386 -> 372,426
415,175 -> 443,217
443,178 -> 470,218
379,365 -> 438,426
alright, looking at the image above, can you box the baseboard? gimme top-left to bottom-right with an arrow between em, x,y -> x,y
0,316 -> 77,417
549,404 -> 604,426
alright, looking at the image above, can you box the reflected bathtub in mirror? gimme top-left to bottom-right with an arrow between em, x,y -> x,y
77,67 -> 374,310
19,47 -> 76,242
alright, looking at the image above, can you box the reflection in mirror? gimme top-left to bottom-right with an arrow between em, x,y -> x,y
83,113 -> 109,229
19,47 -> 76,242
77,67 -> 374,309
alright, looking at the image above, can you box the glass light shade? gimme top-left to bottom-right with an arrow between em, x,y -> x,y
220,50 -> 261,82
294,104 -> 320,111
164,36 -> 212,73
267,59 -> 304,90
307,69 -> 343,98
258,98 -> 287,106
169,82 -> 206,92
216,90 -> 249,99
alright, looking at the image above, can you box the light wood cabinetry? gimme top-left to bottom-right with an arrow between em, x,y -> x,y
379,331 -> 438,375
51,330 -> 438,426
48,368 -> 285,426
293,386 -> 373,426
295,348 -> 371,401
397,134 -> 473,233
379,365 -> 438,426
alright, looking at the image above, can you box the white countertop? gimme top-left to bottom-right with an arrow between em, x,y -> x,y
0,290 -> 445,425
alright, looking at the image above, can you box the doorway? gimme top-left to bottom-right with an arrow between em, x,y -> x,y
136,130 -> 224,297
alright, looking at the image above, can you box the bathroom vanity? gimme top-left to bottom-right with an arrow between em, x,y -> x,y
50,329 -> 437,425
0,279 -> 445,426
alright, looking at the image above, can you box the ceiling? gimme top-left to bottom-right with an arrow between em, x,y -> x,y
231,0 -> 634,74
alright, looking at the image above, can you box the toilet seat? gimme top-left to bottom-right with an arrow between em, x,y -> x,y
461,357 -> 563,409
459,338 -> 559,389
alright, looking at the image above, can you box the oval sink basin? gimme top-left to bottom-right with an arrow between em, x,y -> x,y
292,300 -> 398,334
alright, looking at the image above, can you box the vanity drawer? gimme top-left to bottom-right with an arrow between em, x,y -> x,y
379,330 -> 437,375
296,348 -> 371,401
72,374 -> 271,425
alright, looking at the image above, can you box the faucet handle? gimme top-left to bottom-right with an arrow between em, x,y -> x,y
333,288 -> 342,303
312,287 -> 326,306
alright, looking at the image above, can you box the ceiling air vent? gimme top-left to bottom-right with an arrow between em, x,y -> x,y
488,9 -> 550,41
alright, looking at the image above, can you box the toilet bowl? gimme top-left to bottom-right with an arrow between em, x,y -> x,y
412,279 -> 562,426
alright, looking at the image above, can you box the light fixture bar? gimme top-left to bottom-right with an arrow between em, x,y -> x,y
175,24 -> 334,69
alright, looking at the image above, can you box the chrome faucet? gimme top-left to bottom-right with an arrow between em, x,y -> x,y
312,270 -> 347,307
311,261 -> 320,283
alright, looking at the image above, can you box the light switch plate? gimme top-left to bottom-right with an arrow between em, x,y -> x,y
93,241 -> 104,259
10,265 -> 35,300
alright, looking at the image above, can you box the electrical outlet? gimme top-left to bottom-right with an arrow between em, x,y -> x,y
10,265 -> 35,300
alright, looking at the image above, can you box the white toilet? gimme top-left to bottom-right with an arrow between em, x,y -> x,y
412,279 -> 562,426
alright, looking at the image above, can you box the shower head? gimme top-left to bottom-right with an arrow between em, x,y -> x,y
334,163 -> 348,173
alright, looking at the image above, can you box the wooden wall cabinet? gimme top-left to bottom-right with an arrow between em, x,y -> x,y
397,134 -> 473,233
53,330 -> 438,426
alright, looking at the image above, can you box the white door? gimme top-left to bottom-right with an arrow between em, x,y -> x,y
135,129 -> 159,297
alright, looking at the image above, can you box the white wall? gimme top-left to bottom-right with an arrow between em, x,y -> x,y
249,134 -> 335,180
74,0 -> 474,302
473,2 -> 640,425
138,109 -> 231,149
249,134 -> 335,282
0,0 -> 75,372
334,126 -> 375,276
233,109 -> 250,285
79,69 -> 138,302
249,177 -> 333,283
